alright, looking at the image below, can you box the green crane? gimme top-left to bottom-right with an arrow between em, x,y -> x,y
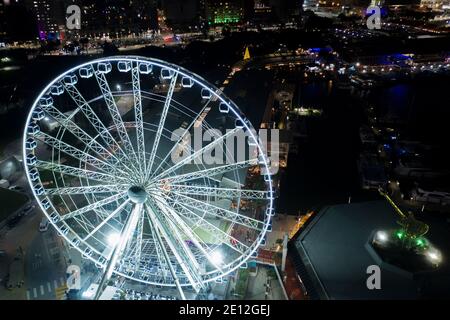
378,188 -> 429,250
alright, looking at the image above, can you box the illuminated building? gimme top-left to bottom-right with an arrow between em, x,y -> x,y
420,0 -> 450,8
252,0 -> 274,22
0,1 -> 6,41
206,0 -> 244,25
25,0 -> 65,40
289,200 -> 447,299
162,0 -> 204,29
303,0 -> 319,10
73,0 -> 159,39
0,0 -> 37,42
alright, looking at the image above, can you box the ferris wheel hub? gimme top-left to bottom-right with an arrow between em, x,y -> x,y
127,186 -> 148,204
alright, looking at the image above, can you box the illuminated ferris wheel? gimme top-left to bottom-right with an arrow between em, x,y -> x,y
23,56 -> 274,299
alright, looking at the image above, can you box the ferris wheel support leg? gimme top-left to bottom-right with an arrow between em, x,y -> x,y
94,203 -> 143,300
145,73 -> 178,180
146,206 -> 187,300
145,203 -> 201,294
152,194 -> 223,273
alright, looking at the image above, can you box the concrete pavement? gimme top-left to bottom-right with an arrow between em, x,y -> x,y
0,201 -> 68,300
25,227 -> 67,300
245,265 -> 285,300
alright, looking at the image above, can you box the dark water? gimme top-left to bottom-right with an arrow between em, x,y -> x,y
277,75 -> 450,214
1,55 -> 449,214
367,76 -> 450,146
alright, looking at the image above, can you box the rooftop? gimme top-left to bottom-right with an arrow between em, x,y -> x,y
290,200 -> 450,299
0,187 -> 29,223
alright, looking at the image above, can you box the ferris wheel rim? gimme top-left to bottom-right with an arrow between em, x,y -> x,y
23,55 -> 275,288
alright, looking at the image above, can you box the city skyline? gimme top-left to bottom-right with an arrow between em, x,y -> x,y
0,0 -> 449,305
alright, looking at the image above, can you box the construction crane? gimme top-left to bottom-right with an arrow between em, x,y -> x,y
378,188 -> 429,250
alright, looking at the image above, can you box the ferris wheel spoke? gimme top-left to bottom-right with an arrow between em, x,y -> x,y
145,206 -> 186,299
152,127 -> 240,182
95,202 -> 143,300
82,199 -> 131,242
147,198 -> 202,273
132,64 -> 147,179
131,211 -> 145,272
60,192 -> 128,221
80,135 -> 136,180
95,71 -> 139,165
151,96 -> 215,178
45,184 -> 128,196
145,203 -> 203,293
63,82 -> 140,173
121,205 -> 146,271
89,206 -> 124,235
145,73 -> 179,179
168,200 -> 250,255
73,215 -> 97,235
165,192 -> 264,232
146,215 -> 165,274
158,159 -> 258,185
34,160 -> 127,184
151,194 -> 224,272
34,132 -> 128,176
38,103 -> 129,174
167,184 -> 269,200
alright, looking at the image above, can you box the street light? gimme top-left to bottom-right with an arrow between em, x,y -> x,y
376,231 -> 388,243
426,248 -> 442,265
210,249 -> 224,265
82,288 -> 96,299
107,232 -> 120,246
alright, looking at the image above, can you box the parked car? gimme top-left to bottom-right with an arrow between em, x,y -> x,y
8,185 -> 25,192
0,179 -> 10,188
6,215 -> 22,229
22,204 -> 35,216
6,258 -> 24,290
39,218 -> 49,232
411,188 -> 450,206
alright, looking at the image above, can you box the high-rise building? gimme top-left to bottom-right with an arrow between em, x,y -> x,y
205,0 -> 245,25
1,0 -> 37,42
420,0 -> 449,8
162,0 -> 202,29
244,0 -> 300,23
25,0 -> 66,40
198,0 -> 208,31
71,0 -> 160,38
128,0 -> 159,32
0,1 -> 6,41
253,0 -> 274,23
303,0 -> 318,11
271,0 -> 299,22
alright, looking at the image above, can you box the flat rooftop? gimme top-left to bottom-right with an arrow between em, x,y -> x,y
0,188 -> 29,223
291,200 -> 450,299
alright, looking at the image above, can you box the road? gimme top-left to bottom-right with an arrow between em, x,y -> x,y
0,137 -> 69,300
25,227 -> 68,300
0,202 -> 69,300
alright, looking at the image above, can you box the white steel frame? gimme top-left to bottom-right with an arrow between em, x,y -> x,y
23,56 -> 274,300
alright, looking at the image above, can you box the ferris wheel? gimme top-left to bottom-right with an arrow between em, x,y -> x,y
23,56 -> 274,299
